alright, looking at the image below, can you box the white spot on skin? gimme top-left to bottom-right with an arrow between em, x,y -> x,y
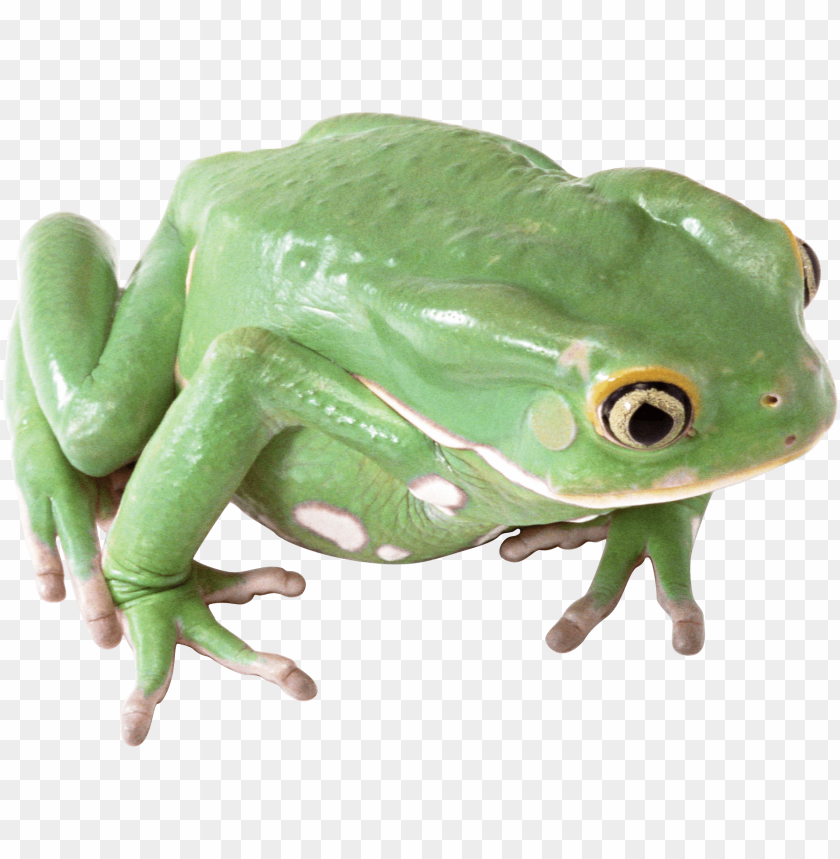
559,340 -> 590,380
376,544 -> 411,561
174,356 -> 187,389
471,525 -> 508,547
653,467 -> 699,489
293,502 -> 368,552
689,515 -> 702,542
185,246 -> 197,295
408,474 -> 468,515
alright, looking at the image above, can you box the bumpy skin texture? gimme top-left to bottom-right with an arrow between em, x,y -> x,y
7,114 -> 836,744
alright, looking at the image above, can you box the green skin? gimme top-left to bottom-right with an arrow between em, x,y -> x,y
7,114 -> 836,745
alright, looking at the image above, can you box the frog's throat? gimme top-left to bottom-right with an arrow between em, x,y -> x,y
354,376 -> 819,509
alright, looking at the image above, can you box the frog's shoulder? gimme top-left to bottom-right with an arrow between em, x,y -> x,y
301,113 -> 574,177
299,112 -> 438,143
168,150 -> 262,236
171,150 -> 250,197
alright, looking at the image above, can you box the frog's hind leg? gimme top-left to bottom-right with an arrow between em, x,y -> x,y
9,212 -> 188,645
18,211 -> 189,476
102,325 -> 447,743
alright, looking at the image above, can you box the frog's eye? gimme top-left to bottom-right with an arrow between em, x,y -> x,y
797,238 -> 821,308
599,382 -> 692,450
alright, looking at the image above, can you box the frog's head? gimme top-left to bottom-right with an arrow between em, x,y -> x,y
538,167 -> 837,507
361,166 -> 835,510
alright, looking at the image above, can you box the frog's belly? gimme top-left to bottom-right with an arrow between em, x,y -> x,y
233,426 -> 502,564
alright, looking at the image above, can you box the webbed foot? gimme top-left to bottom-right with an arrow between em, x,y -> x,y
13,444 -> 125,650
115,561 -> 315,746
536,495 -> 711,654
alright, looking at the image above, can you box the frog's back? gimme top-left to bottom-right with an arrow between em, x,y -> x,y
171,114 -> 593,377
171,114 -> 577,250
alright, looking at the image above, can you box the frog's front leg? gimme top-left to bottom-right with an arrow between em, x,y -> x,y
518,494 -> 711,655
104,325 -> 443,744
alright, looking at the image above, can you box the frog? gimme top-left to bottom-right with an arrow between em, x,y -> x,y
7,113 -> 835,746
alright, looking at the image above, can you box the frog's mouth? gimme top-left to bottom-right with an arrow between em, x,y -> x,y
355,375 -> 825,509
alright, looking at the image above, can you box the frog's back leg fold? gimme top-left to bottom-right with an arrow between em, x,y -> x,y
18,211 -> 189,477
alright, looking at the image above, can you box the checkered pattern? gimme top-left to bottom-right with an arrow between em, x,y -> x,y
1,2 -> 839,857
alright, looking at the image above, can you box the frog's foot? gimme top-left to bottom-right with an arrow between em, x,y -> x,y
499,518 -> 610,562
16,475 -> 122,650
192,561 -> 306,605
117,573 -> 315,745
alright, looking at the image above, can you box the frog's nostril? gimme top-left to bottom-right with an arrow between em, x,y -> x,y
760,393 -> 781,408
785,434 -> 797,447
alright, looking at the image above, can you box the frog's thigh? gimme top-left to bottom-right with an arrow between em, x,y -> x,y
18,212 -> 188,477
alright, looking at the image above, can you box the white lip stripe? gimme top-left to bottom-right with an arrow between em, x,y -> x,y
354,375 -> 566,501
354,375 -> 822,509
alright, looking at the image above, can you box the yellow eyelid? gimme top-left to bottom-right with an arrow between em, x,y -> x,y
586,366 -> 701,438
776,220 -> 805,280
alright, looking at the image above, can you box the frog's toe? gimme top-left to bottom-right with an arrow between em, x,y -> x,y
652,570 -> 705,655
178,594 -> 318,702
17,493 -> 66,602
121,687 -> 167,746
86,609 -> 123,650
500,520 -> 610,562
253,653 -> 318,700
193,562 -> 306,605
545,592 -> 620,653
659,600 -> 705,655
37,572 -> 65,602
32,550 -> 65,602
672,618 -> 705,655
119,614 -> 178,745
53,507 -> 122,650
19,485 -> 122,648
545,616 -> 589,652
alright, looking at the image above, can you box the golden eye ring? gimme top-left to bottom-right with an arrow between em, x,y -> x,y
598,381 -> 693,451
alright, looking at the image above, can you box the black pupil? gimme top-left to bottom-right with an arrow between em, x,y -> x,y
628,403 -> 674,446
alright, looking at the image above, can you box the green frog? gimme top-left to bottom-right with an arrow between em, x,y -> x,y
7,114 -> 834,744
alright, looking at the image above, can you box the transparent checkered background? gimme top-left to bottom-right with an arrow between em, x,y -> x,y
1,2 -> 838,857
